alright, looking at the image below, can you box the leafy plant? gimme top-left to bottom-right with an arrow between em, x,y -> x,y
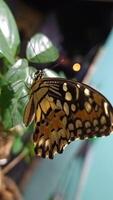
0,0 -> 59,168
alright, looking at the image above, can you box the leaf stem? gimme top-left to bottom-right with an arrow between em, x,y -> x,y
2,149 -> 28,175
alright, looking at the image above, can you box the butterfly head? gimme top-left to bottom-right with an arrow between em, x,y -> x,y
34,70 -> 45,81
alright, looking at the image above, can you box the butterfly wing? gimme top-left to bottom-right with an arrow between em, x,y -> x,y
32,78 -> 113,159
23,95 -> 35,126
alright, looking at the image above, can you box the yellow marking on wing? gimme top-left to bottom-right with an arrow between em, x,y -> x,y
53,146 -> 58,155
84,88 -> 90,96
100,115 -> 107,125
63,102 -> 69,115
40,98 -> 50,114
49,101 -> 57,110
62,116 -> 67,128
38,137 -> 45,146
63,82 -> 68,92
36,105 -> 41,122
84,101 -> 92,113
71,104 -> 76,112
56,99 -> 62,109
37,149 -> 42,157
51,130 -> 59,144
65,92 -> 72,101
45,139 -> 51,150
58,129 -> 66,138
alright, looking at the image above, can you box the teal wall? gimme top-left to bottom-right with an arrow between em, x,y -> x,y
81,29 -> 113,200
24,141 -> 83,200
82,135 -> 113,200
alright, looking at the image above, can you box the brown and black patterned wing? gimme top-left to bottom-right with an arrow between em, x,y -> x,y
32,78 -> 113,159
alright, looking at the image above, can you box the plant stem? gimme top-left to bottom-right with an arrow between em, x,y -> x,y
2,149 -> 28,175
0,167 -> 2,189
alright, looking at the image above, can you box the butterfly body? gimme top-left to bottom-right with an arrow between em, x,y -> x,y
23,71 -> 113,159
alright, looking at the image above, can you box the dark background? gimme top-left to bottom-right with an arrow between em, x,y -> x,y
6,1 -> 113,79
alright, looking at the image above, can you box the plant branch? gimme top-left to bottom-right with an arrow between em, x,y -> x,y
2,149 -> 28,175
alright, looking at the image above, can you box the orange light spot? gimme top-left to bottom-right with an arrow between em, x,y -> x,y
73,63 -> 81,71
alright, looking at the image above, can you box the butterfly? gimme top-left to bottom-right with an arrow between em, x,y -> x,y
23,70 -> 113,159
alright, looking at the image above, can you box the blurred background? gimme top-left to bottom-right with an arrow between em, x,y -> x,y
4,0 -> 113,200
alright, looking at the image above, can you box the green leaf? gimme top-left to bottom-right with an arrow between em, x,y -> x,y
24,142 -> 35,162
0,82 -> 25,129
0,0 -> 20,56
0,29 -> 15,64
26,33 -> 59,64
0,84 -> 15,128
5,59 -> 36,107
5,58 -> 31,83
27,142 -> 35,157
12,137 -> 23,154
0,59 -> 36,129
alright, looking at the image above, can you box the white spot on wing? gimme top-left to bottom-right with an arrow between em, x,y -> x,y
65,92 -> 72,101
84,88 -> 90,96
63,82 -> 68,92
104,102 -> 109,116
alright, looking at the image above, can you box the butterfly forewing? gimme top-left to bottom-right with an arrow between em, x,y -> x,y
24,75 -> 113,159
